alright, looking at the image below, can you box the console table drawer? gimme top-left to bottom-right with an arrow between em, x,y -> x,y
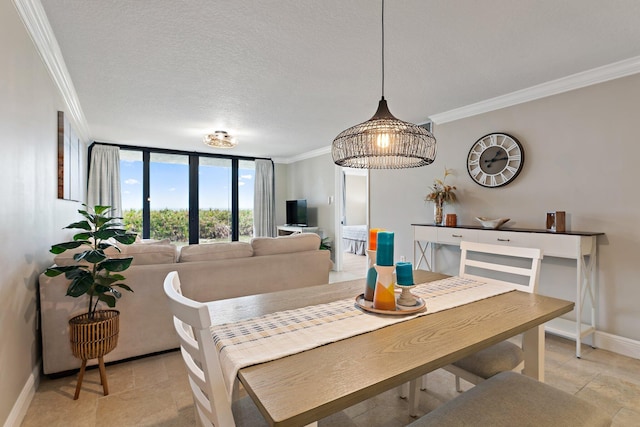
536,233 -> 585,259
414,225 -> 438,242
436,228 -> 478,245
477,230 -> 534,248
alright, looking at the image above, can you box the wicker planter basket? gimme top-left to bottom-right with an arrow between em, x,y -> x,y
69,309 -> 120,361
68,309 -> 120,399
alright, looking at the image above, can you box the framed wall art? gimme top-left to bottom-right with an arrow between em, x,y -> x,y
57,111 -> 83,201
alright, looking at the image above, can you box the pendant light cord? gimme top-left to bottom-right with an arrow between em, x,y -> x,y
381,0 -> 385,99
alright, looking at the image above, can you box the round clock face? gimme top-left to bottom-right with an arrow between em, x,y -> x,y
467,133 -> 524,188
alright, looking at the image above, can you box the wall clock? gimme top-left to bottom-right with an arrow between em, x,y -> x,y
466,132 -> 524,188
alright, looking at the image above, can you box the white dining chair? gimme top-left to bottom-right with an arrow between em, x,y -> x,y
403,241 -> 543,416
163,271 -> 268,427
444,241 -> 543,391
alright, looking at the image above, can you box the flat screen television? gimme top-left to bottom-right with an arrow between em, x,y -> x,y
286,199 -> 308,226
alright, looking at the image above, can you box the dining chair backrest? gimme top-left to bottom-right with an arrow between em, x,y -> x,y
163,271 -> 236,427
458,241 -> 543,294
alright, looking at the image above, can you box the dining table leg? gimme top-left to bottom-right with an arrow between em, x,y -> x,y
522,324 -> 545,382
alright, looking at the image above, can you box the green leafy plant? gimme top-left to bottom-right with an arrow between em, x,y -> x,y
320,237 -> 332,251
45,205 -> 137,320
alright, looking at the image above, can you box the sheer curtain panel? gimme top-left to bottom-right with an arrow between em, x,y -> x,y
87,144 -> 122,217
254,159 -> 275,237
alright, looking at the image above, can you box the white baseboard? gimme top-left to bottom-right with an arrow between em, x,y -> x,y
594,331 -> 640,360
4,363 -> 40,427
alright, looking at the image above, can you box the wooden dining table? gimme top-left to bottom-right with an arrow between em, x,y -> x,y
206,270 -> 574,427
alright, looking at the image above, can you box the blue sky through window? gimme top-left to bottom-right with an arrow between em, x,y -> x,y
120,157 -> 254,210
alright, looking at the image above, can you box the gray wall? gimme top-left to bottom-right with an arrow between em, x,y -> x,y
1,3 -> 87,424
370,72 -> 640,342
281,154 -> 336,242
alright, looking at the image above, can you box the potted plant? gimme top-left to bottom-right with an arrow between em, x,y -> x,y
45,204 -> 137,399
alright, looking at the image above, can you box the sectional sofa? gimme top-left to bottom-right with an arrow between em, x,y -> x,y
38,233 -> 332,375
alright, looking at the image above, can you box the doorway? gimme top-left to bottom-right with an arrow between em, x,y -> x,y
333,167 -> 368,276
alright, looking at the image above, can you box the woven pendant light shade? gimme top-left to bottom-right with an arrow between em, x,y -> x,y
331,0 -> 436,169
332,97 -> 436,169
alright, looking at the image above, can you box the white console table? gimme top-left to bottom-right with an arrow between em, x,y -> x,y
277,225 -> 319,236
413,224 -> 604,358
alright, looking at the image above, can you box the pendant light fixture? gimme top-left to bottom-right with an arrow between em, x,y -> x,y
332,0 -> 436,169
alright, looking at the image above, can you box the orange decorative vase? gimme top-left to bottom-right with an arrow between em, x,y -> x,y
373,264 -> 396,311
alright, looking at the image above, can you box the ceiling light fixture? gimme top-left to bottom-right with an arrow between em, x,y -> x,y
331,0 -> 436,169
203,131 -> 238,149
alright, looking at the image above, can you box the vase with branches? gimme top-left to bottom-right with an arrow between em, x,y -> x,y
425,168 -> 457,225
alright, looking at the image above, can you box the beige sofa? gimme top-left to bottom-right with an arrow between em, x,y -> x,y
38,233 -> 332,375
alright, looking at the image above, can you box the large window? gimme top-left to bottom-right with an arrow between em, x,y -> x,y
150,153 -> 190,245
197,159 -> 255,242
118,146 -> 257,244
199,157 -> 232,243
120,150 -> 143,234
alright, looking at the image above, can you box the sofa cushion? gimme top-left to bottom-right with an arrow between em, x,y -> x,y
119,243 -> 177,265
135,238 -> 172,245
251,233 -> 321,256
178,242 -> 253,263
53,242 -> 177,267
53,245 -> 117,266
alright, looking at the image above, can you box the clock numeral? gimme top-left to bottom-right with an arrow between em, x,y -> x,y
505,142 -> 518,152
505,165 -> 518,174
469,166 -> 482,177
468,158 -> 480,166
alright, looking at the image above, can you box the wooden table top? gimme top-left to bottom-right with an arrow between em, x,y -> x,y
207,270 -> 574,427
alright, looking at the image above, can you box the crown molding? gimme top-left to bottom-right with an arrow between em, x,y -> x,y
277,145 -> 332,164
430,55 -> 640,124
13,0 -> 90,142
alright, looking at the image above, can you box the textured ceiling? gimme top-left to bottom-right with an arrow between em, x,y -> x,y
40,0 -> 640,160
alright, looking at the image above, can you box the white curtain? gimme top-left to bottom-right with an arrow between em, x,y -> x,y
87,144 -> 122,217
254,159 -> 275,237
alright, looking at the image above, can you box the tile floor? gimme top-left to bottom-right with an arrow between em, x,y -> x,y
21,335 -> 640,426
20,257 -> 640,426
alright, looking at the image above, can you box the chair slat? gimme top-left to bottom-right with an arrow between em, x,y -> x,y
164,271 -> 238,427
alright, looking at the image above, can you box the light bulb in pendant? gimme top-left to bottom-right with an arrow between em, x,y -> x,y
377,133 -> 390,148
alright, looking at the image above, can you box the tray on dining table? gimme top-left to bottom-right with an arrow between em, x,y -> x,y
355,293 -> 426,315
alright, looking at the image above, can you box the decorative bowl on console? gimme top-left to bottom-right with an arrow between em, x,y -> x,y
475,217 -> 510,229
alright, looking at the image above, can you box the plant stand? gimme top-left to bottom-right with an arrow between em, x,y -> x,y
68,310 -> 120,400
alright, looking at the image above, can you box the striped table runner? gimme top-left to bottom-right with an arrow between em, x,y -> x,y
211,276 -> 514,399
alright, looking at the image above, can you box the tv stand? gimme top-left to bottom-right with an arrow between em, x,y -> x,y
277,225 -> 319,236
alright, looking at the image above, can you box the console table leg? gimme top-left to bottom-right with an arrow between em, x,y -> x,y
576,257 -> 582,358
